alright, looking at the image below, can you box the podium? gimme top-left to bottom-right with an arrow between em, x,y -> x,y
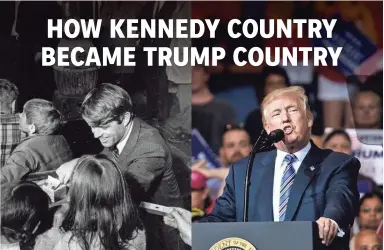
193,221 -> 331,250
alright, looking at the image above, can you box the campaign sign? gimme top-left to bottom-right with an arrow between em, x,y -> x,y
313,15 -> 378,77
192,129 -> 223,197
325,128 -> 383,185
192,129 -> 222,169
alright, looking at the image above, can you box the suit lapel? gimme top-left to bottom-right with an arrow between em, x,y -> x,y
284,142 -> 325,221
251,150 -> 276,221
116,117 -> 140,165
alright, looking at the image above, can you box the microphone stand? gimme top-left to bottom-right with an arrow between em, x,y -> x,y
243,130 -> 274,222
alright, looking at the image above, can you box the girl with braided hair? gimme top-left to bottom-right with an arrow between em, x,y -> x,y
1,181 -> 62,250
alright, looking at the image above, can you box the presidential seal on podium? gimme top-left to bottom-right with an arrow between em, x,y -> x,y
209,237 -> 257,250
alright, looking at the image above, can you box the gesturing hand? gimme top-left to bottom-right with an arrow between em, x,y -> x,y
56,158 -> 79,184
316,217 -> 338,246
163,207 -> 191,246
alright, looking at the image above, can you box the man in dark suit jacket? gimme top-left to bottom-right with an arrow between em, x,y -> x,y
201,86 -> 360,250
102,116 -> 181,206
57,83 -> 184,250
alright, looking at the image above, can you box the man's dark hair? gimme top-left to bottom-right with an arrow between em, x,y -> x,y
358,191 -> 383,215
255,66 -> 291,103
361,71 -> 383,97
81,83 -> 133,126
221,123 -> 248,145
261,65 -> 291,87
323,129 -> 351,145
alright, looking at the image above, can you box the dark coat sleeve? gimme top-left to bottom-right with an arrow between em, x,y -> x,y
323,156 -> 360,231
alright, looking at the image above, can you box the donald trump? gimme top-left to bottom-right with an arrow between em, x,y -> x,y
201,86 -> 360,250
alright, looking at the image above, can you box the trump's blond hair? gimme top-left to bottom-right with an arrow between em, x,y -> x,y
261,86 -> 312,125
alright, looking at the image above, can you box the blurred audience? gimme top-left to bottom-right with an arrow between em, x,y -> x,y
192,65 -> 236,154
244,66 -> 290,144
323,129 -> 353,155
191,162 -> 214,222
361,71 -> 383,99
357,192 -> 383,232
323,129 -> 379,193
0,79 -> 24,167
219,124 -> 252,168
192,125 -> 251,198
1,99 -> 72,184
351,90 -> 382,129
350,229 -> 382,250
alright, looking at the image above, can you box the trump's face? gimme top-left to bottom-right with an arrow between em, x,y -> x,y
263,93 -> 313,152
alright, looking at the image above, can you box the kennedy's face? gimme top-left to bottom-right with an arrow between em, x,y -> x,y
263,94 -> 312,149
84,117 -> 126,148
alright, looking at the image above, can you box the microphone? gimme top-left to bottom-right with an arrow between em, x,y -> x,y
243,129 -> 284,222
268,129 -> 285,143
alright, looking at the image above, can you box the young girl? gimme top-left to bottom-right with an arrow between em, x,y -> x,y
54,154 -> 145,250
1,181 -> 63,250
1,98 -> 72,184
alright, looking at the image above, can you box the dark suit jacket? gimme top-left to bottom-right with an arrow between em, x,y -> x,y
103,117 -> 181,207
201,142 -> 360,249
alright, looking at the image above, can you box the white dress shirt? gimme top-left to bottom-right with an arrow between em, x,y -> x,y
116,119 -> 134,155
272,142 -> 344,237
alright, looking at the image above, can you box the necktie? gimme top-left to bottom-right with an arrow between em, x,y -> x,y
112,147 -> 120,162
279,154 -> 297,221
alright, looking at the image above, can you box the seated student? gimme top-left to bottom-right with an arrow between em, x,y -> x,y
1,99 -> 72,184
1,181 -> 63,250
54,154 -> 145,250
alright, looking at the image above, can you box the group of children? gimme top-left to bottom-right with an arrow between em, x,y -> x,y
0,83 -> 146,249
1,155 -> 146,250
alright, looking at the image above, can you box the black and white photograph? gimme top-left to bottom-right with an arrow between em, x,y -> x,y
0,1 -> 191,250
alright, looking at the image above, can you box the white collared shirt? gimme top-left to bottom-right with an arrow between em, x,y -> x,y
116,119 -> 134,155
273,142 -> 311,221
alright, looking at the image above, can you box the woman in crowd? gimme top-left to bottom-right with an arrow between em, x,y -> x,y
357,192 -> 383,232
54,154 -> 145,250
1,181 -> 62,250
323,129 -> 353,155
323,129 -> 379,193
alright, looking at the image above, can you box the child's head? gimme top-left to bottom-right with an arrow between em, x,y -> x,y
62,154 -> 140,249
19,99 -> 62,135
1,181 -> 50,250
0,79 -> 19,112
